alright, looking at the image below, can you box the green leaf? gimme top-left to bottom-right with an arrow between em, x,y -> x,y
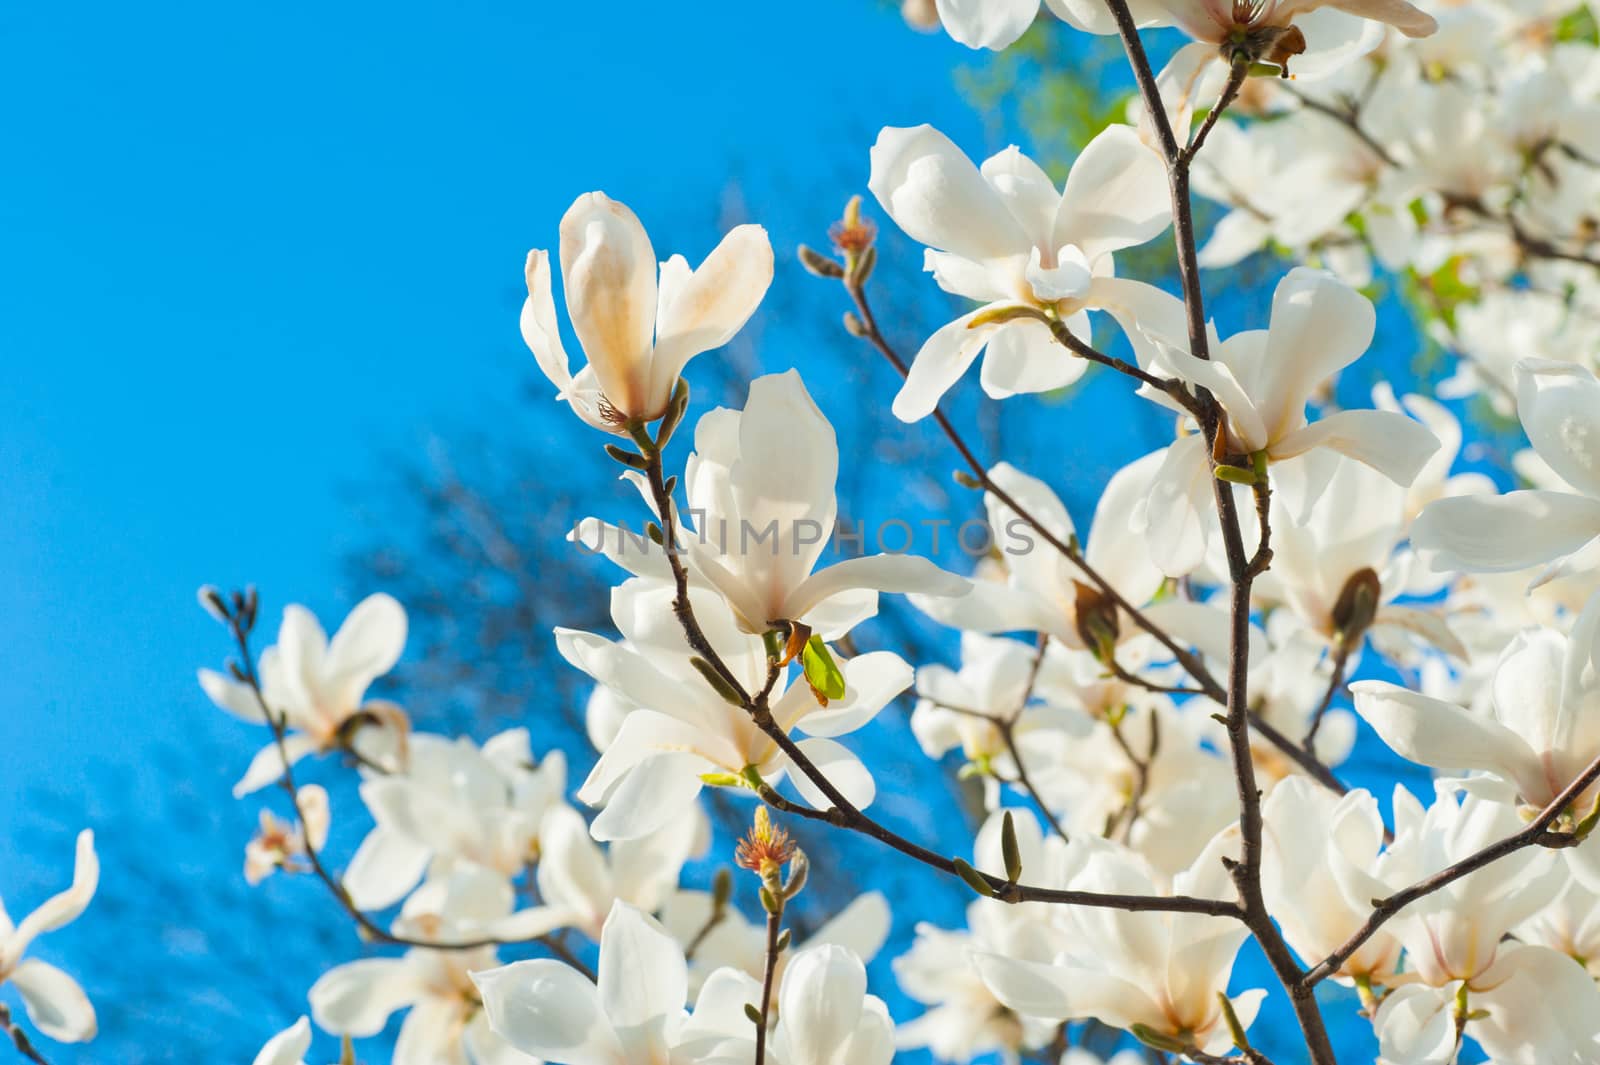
801,635 -> 846,702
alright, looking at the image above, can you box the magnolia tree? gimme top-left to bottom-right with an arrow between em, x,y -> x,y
12,1 -> 1600,1063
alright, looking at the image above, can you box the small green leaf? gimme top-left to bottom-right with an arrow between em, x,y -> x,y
801,635 -> 846,703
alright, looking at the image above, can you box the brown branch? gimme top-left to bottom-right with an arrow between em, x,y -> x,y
752,906 -> 782,1065
0,1006 -> 50,1065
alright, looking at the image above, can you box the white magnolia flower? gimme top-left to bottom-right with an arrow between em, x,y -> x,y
245,784 -> 330,885
1517,858 -> 1600,980
310,874 -> 537,1065
867,124 -> 1172,421
252,1017 -> 311,1065
0,830 -> 98,1044
563,577 -> 913,840
1262,778 -> 1402,983
768,945 -> 895,1065
523,191 -> 772,432
932,0 -> 1168,49
975,830 -> 1265,1057
474,901 -> 751,1065
1134,268 -> 1439,575
1352,589 -> 1600,813
342,729 -> 567,911
199,593 -> 409,797
1414,359 -> 1600,582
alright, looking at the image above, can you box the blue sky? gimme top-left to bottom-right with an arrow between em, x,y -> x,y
0,2 -> 1459,1061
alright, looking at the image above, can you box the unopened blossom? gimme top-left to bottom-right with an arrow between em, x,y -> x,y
1353,589 -> 1600,813
768,945 -> 895,1065
1415,359 -> 1600,582
252,1017 -> 311,1065
931,0 -> 1168,49
1152,0 -> 1435,137
1262,778 -> 1402,983
563,577 -> 913,840
976,830 -> 1265,1057
474,901 -> 753,1065
245,784 -> 329,885
198,593 -> 410,796
342,729 -> 567,911
1134,268 -> 1439,575
0,831 -> 98,1046
523,191 -> 773,432
867,124 -> 1172,421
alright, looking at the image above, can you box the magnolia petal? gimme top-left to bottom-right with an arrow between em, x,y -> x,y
1373,984 -> 1455,1065
198,668 -> 267,723
9,830 -> 98,959
868,125 -> 1032,262
799,652 -> 914,738
1412,491 -> 1600,574
326,593 -> 407,710
650,224 -> 775,400
1257,270 -> 1377,441
234,733 -> 320,798
892,309 -> 1004,422
10,960 -> 96,1043
1279,0 -> 1437,37
473,960 -> 625,1065
597,901 -> 688,1031
1149,41 -> 1217,146
342,825 -> 432,912
979,318 -> 1085,399
309,957 -> 424,1038
931,0 -> 1039,50
588,751 -> 709,843
779,945 -> 868,1063
974,953 -> 1150,1031
790,738 -> 876,811
1054,124 -> 1171,262
559,192 -> 658,417
1471,945 -> 1600,1063
1516,359 -> 1600,500
1137,435 -> 1212,577
980,145 -> 1059,241
1350,680 -> 1536,784
809,892 -> 893,962
252,1017 -> 312,1065
1271,409 -> 1441,487
522,248 -> 574,395
787,554 -> 969,622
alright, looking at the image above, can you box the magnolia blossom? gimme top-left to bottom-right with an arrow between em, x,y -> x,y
1414,359 -> 1600,583
1262,778 -> 1402,983
975,831 -> 1265,1056
342,729 -> 567,911
0,830 -> 98,1045
867,123 -> 1172,421
474,901 -> 752,1065
1352,589 -> 1600,812
523,191 -> 773,431
562,577 -> 912,840
245,784 -> 330,885
252,1017 -> 312,1065
768,945 -> 895,1065
199,593 -> 409,796
1153,0 -> 1435,137
1134,268 -> 1439,575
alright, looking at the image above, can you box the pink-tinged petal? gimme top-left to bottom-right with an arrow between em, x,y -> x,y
558,192 -> 658,417
1275,0 -> 1436,37
868,126 -> 1032,262
1054,124 -> 1171,262
597,901 -> 688,1030
1350,681 -> 1540,786
1516,359 -> 1600,500
1148,41 -> 1219,144
889,307 -> 998,418
1153,0 -> 1230,40
650,224 -> 774,401
9,960 -> 96,1043
474,960 -> 624,1065
932,0 -> 1039,50
1270,408 -> 1441,486
1412,491 -> 1600,574
522,248 -> 574,395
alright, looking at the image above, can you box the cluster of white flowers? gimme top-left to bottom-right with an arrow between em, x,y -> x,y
19,3 -> 1577,1065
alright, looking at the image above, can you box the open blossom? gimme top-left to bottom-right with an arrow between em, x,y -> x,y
931,0 -> 1168,49
1414,359 -> 1600,583
523,191 -> 773,432
245,784 -> 330,885
0,830 -> 98,1045
342,729 -> 567,911
474,901 -> 753,1065
1352,589 -> 1600,813
1134,268 -> 1439,575
868,124 -> 1172,421
975,831 -> 1265,1057
198,593 -> 410,797
562,577 -> 912,840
